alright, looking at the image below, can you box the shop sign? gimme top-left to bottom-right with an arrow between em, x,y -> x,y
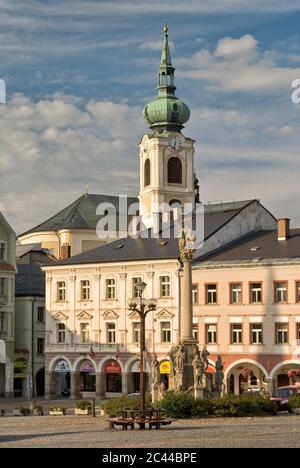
105,360 -> 121,374
55,360 -> 70,373
160,360 -> 171,374
80,361 -> 95,373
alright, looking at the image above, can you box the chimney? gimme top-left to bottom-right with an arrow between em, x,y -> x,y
277,218 -> 290,241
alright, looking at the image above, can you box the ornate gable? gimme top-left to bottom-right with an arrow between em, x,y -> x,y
155,308 -> 174,319
102,310 -> 119,320
53,311 -> 68,320
76,311 -> 93,320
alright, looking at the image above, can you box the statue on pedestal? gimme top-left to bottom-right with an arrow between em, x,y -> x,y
215,355 -> 224,395
173,341 -> 185,375
192,346 -> 205,388
152,357 -> 160,386
201,345 -> 210,369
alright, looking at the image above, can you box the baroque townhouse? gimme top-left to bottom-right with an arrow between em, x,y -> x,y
192,219 -> 300,395
0,211 -> 16,397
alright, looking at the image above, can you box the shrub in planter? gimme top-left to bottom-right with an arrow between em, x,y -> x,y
100,395 -> 152,417
49,407 -> 66,415
33,405 -> 43,416
13,407 -> 30,416
75,400 -> 92,415
289,394 -> 300,413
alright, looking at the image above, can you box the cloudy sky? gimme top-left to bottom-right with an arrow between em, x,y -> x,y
0,0 -> 300,233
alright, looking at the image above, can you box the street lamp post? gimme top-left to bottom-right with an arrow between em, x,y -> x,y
128,282 -> 157,419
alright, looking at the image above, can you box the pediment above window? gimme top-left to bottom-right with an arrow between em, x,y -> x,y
102,310 -> 119,320
155,308 -> 174,319
76,311 -> 93,320
53,311 -> 68,320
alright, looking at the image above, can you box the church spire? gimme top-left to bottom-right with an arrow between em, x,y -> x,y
143,24 -> 190,133
157,22 -> 176,97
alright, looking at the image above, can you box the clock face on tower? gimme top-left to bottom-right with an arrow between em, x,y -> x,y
167,135 -> 182,151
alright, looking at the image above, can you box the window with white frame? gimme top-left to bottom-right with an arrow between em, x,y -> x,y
57,323 -> 66,344
230,283 -> 242,304
251,323 -> 263,344
275,282 -> 288,303
0,278 -> 6,298
81,280 -> 91,300
276,323 -> 288,344
0,242 -> 6,261
231,324 -> 242,344
80,322 -> 90,343
160,276 -> 170,297
250,283 -> 262,303
107,322 -> 116,344
132,322 -> 140,343
192,324 -> 198,341
206,284 -> 217,304
132,277 -> 142,298
161,321 -> 171,343
206,324 -> 217,344
106,279 -> 116,299
57,281 -> 66,301
192,285 -> 198,304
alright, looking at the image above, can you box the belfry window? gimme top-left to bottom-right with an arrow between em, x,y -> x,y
168,157 -> 182,184
144,159 -> 151,187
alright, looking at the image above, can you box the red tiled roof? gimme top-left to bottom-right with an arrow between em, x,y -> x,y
0,262 -> 15,272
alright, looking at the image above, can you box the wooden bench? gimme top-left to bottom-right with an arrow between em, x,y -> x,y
106,418 -> 134,430
148,418 -> 173,430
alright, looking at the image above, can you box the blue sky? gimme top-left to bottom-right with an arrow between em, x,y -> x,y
0,0 -> 300,232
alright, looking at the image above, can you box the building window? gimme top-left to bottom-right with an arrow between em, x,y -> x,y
0,278 -> 6,298
107,323 -> 116,344
275,282 -> 288,303
206,324 -> 217,344
0,312 -> 5,331
80,323 -> 90,343
297,323 -> 300,340
230,283 -> 242,304
0,242 -> 5,261
161,321 -> 171,343
132,277 -> 142,298
37,307 -> 44,323
106,279 -> 116,299
206,284 -> 217,304
168,157 -> 182,184
193,324 -> 198,341
81,280 -> 91,301
144,159 -> 151,187
296,282 -> 300,303
36,338 -> 44,355
276,323 -> 288,344
57,323 -> 66,344
192,285 -> 198,305
132,322 -> 140,343
250,282 -> 262,303
231,324 -> 242,344
57,281 -> 66,302
160,276 -> 171,297
251,324 -> 263,344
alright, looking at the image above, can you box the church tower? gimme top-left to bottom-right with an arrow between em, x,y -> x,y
139,25 -> 196,229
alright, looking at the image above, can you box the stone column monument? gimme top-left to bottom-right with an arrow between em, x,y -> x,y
169,231 -> 198,391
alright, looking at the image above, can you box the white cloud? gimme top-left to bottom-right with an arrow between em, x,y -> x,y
178,34 -> 300,94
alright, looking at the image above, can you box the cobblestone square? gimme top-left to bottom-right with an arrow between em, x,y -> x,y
0,414 -> 299,448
